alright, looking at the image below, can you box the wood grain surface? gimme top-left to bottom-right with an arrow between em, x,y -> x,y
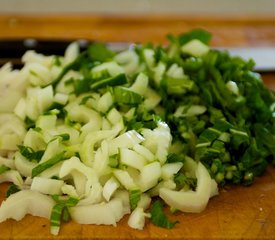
1,14 -> 275,46
0,14 -> 275,240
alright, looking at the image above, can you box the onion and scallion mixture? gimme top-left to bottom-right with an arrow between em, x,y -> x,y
0,29 -> 274,235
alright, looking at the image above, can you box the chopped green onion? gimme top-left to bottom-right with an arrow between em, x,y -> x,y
50,195 -> 79,235
150,200 -> 179,229
6,184 -> 20,197
32,152 -> 66,177
129,189 -> 141,210
88,42 -> 115,62
0,165 -> 10,175
17,145 -> 44,163
166,153 -> 185,163
178,28 -> 212,45
54,133 -> 70,142
113,86 -> 143,106
91,73 -> 128,91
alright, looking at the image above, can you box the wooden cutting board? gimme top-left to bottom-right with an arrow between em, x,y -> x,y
0,14 -> 275,239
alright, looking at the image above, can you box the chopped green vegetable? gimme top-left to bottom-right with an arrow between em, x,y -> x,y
88,42 -> 115,62
157,30 -> 274,185
50,203 -> 63,230
164,76 -> 194,95
129,189 -> 141,210
174,172 -> 197,190
90,73 -> 127,91
50,196 -> 79,235
178,28 -> 212,45
51,52 -> 92,88
32,152 -> 66,177
54,133 -> 70,142
6,184 -> 20,197
108,154 -> 119,168
73,73 -> 127,95
166,153 -> 185,163
17,145 -> 44,163
113,86 -> 143,106
0,165 -> 10,175
150,200 -> 179,229
0,29 -> 274,235
25,117 -> 35,129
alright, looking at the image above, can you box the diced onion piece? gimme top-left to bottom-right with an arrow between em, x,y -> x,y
0,64 -> 28,113
27,63 -> 52,86
115,50 -> 139,75
66,104 -> 102,124
153,62 -> 166,86
129,73 -> 149,95
64,42 -> 79,65
80,129 -> 118,167
154,122 -> 172,164
113,190 -> 131,214
120,148 -> 147,171
22,50 -> 53,67
0,134 -> 21,151
25,86 -> 54,120
106,108 -> 122,125
23,128 -> 46,151
70,198 -> 125,226
69,171 -> 87,197
59,157 -> 100,190
80,119 -> 102,137
55,70 -> 80,94
143,87 -> 161,110
92,62 -> 124,77
161,162 -> 183,180
37,85 -> 54,114
108,130 -> 144,156
93,140 -> 110,177
97,92 -> 113,113
78,183 -> 103,206
54,93 -> 68,105
101,117 -> 112,130
226,80 -> 239,95
14,152 -> 37,177
149,179 -> 176,197
143,49 -> 155,68
59,157 -> 102,204
133,144 -> 155,162
61,184 -> 79,198
0,113 -> 26,151
139,162 -> 161,192
55,125 -> 80,145
36,115 -> 57,132
113,169 -> 138,190
38,161 -> 63,179
0,190 -> 55,222
0,156 -> 15,169
174,105 -> 207,118
167,63 -> 185,79
159,162 -> 218,213
142,121 -> 171,165
40,138 -> 62,163
181,39 -> 209,57
31,177 -> 64,195
128,207 -> 150,230
14,98 -> 27,120
137,193 -> 151,210
103,177 -> 120,201
0,170 -> 23,186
